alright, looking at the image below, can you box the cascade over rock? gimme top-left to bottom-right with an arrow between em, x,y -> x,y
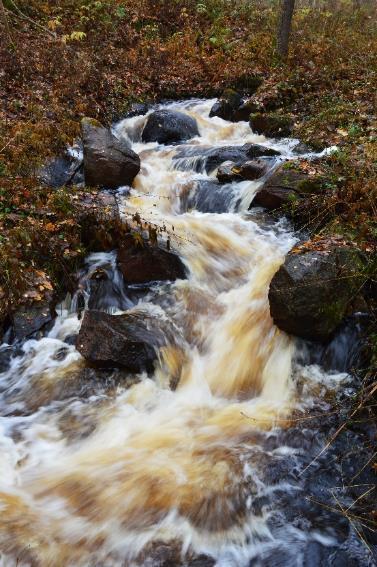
81,117 -> 140,188
174,143 -> 280,173
142,109 -> 200,144
179,179 -> 238,213
268,245 -> 365,342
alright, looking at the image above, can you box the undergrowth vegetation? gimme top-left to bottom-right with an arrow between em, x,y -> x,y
0,0 -> 376,317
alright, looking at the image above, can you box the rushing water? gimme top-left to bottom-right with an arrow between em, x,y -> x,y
0,101 -> 374,566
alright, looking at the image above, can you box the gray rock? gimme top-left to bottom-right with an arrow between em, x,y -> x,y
237,159 -> 268,180
142,109 -> 199,144
216,161 -> 242,183
269,246 -> 365,341
77,310 -> 168,372
217,159 -> 268,183
38,152 -> 83,188
9,299 -> 57,343
81,117 -> 140,188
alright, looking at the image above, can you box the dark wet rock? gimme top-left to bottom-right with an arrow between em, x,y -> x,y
205,143 -> 279,173
81,117 -> 140,188
142,109 -> 199,144
38,151 -> 84,188
137,542 -> 215,567
243,143 -> 281,160
233,98 -> 261,122
252,185 -> 298,210
117,236 -> 186,284
188,555 -> 216,566
77,310 -> 168,372
251,165 -> 324,211
216,161 -> 242,183
237,159 -> 268,180
209,89 -> 243,121
174,143 -> 280,174
250,113 -> 294,138
293,142 -> 315,155
217,159 -> 267,184
8,299 -> 57,343
124,102 -> 151,118
330,550 -> 359,567
180,179 -> 238,213
308,313 -> 373,373
269,245 -> 365,341
0,346 -> 17,373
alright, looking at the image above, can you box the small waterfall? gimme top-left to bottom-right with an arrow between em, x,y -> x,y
0,100 -> 370,567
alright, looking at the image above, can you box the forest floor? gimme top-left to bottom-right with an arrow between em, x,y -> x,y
0,0 -> 376,337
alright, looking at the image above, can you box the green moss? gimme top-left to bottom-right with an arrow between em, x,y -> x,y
81,117 -> 103,128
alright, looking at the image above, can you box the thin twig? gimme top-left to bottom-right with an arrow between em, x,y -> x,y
6,0 -> 56,38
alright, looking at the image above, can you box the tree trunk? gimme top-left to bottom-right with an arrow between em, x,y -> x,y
0,0 -> 13,46
277,0 -> 296,59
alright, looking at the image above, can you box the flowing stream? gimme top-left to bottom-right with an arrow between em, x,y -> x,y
0,101 -> 372,566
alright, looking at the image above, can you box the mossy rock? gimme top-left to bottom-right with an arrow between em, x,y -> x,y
81,117 -> 103,129
250,113 -> 293,138
232,74 -> 263,95
269,245 -> 366,342
250,165 -> 325,212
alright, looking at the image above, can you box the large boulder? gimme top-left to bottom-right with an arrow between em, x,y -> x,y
250,113 -> 294,138
117,236 -> 186,284
142,109 -> 200,144
251,165 -> 324,211
77,310 -> 167,372
81,117 -> 140,188
268,245 -> 365,342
